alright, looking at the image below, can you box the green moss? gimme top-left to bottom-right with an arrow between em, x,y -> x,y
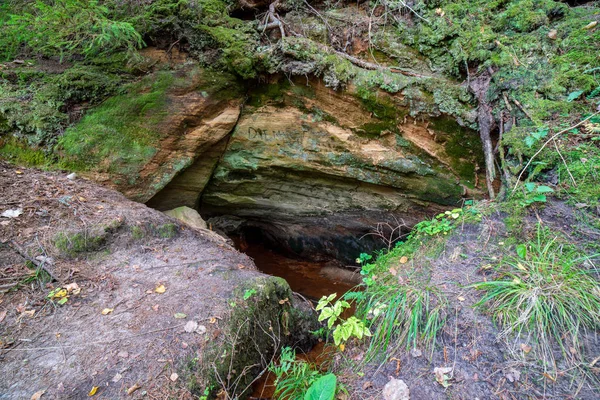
54,231 -> 106,257
196,276 -> 317,399
0,138 -> 53,167
156,223 -> 178,239
130,225 -> 145,240
429,116 -> 485,183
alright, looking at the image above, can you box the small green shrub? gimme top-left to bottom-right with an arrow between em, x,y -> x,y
471,226 -> 600,369
316,293 -> 371,346
268,347 -> 323,400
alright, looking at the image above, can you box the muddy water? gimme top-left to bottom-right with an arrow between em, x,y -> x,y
241,243 -> 358,300
241,242 -> 358,399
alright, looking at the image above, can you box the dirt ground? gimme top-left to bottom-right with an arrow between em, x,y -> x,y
335,202 -> 600,400
0,162 -> 270,399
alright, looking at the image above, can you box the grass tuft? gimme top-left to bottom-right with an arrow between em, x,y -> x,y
471,226 -> 600,369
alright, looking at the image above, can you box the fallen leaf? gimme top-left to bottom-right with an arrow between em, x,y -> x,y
155,285 -> 166,294
209,317 -> 217,324
520,343 -> 532,354
362,381 -> 373,390
457,296 -> 465,302
23,310 -> 35,318
542,372 -> 556,382
389,267 -> 397,276
434,367 -> 453,388
1,208 -> 23,218
237,264 -> 246,269
399,256 -> 408,264
118,351 -> 129,358
101,308 -> 114,315
31,390 -> 45,400
548,29 -> 557,40
152,304 -> 159,311
174,313 -> 187,319
339,344 -> 345,351
170,373 -> 179,382
584,21 -> 597,30
0,310 -> 7,323
127,384 -> 141,395
88,386 -> 99,396
15,170 -> 23,174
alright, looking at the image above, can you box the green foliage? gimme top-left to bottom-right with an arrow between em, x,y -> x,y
268,347 -> 323,400
304,373 -> 337,400
54,230 -> 105,257
471,226 -> 600,369
243,288 -> 257,300
316,294 -> 371,346
1,0 -> 142,61
57,70 -> 175,174
412,208 -> 468,236
518,182 -> 554,206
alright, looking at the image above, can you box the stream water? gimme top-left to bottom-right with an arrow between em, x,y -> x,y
237,240 -> 359,399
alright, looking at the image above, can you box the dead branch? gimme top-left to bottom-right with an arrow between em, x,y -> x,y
469,70 -> 497,199
6,240 -> 59,282
361,216 -> 409,251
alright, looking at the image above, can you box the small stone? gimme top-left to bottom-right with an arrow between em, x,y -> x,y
112,373 -> 123,383
410,348 -> 422,358
66,173 -> 77,180
170,373 -> 179,382
383,378 -> 410,400
547,29 -> 557,40
184,320 -> 199,333
117,351 -> 129,358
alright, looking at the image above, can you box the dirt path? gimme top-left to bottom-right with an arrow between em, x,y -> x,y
0,162 -> 285,399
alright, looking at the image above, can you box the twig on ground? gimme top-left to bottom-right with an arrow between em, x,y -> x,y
6,240 -> 59,282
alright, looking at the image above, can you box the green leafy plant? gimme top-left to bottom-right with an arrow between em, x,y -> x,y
304,373 -> 337,400
471,226 -> 600,369
519,182 -> 554,206
524,127 -> 549,148
268,347 -> 323,400
243,288 -> 257,300
412,208 -> 463,236
316,293 -> 371,346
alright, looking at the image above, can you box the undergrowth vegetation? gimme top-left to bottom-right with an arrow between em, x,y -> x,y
472,226 -> 600,371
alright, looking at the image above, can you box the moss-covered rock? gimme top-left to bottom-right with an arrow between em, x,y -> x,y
58,64 -> 244,202
194,276 -> 317,398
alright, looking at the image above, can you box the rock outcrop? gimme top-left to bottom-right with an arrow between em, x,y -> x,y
197,77 -> 485,261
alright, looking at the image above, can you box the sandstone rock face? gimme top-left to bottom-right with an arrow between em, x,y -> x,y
199,78 -> 484,261
87,66 -> 243,204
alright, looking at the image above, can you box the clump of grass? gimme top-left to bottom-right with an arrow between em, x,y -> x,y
471,226 -> 600,368
356,240 -> 447,361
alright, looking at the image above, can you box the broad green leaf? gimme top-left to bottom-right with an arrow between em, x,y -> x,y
304,374 -> 337,400
516,244 -> 527,259
567,90 -> 584,102
524,182 -> 536,192
535,185 -> 554,193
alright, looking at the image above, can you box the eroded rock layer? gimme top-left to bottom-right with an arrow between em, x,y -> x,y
196,77 -> 485,261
